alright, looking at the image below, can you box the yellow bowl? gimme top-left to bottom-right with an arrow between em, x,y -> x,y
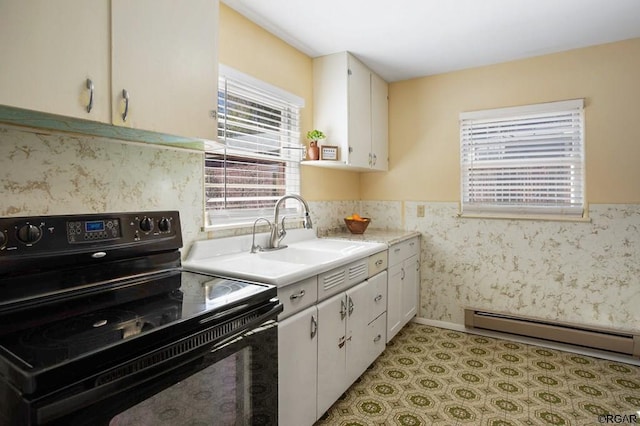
344,218 -> 370,234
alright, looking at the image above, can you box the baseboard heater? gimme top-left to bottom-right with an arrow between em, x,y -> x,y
464,309 -> 640,358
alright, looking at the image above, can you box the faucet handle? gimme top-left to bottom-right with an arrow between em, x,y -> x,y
278,216 -> 288,241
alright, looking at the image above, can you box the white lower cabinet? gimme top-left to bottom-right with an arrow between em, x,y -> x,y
277,253 -> 390,426
317,271 -> 388,417
278,306 -> 318,426
387,236 -> 420,342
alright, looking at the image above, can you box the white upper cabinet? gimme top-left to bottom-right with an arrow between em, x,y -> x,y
0,0 -> 110,122
310,51 -> 389,172
0,0 -> 218,141
370,72 -> 389,171
111,0 -> 218,140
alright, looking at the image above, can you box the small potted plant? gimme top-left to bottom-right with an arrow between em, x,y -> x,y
306,129 -> 325,160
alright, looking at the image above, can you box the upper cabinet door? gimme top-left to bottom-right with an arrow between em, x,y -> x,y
0,0 -> 110,122
347,55 -> 372,169
111,0 -> 219,140
370,72 -> 389,171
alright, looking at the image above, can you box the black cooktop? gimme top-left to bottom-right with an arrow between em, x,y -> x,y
0,270 -> 275,395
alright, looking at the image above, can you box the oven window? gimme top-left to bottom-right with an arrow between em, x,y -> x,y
110,348 -> 253,426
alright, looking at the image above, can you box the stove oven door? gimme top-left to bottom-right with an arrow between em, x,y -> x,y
15,308 -> 279,426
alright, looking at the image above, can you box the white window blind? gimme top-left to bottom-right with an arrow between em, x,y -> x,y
460,99 -> 585,218
205,67 -> 304,228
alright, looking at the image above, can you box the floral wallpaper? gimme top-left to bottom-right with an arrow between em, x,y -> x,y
0,125 -> 206,251
312,200 -> 640,334
2,125 -> 637,334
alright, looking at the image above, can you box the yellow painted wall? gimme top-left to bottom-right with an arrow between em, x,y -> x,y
218,4 -> 360,201
362,38 -> 640,203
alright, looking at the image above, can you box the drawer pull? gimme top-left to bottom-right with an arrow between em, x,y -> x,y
338,335 -> 346,349
394,248 -> 401,253
375,259 -> 383,266
373,334 -> 382,343
374,294 -> 383,302
121,89 -> 130,122
86,78 -> 94,113
289,290 -> 306,300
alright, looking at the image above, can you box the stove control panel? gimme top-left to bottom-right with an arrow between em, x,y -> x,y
0,211 -> 181,258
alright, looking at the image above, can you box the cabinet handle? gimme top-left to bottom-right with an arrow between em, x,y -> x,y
368,152 -> 372,166
401,267 -> 406,280
348,296 -> 354,316
394,248 -> 401,253
86,78 -> 94,113
416,259 -> 420,271
310,315 -> 317,339
374,294 -> 383,303
373,153 -> 377,166
373,334 -> 382,343
289,289 -> 305,300
340,298 -> 347,320
121,89 -> 130,122
375,259 -> 383,266
338,335 -> 346,349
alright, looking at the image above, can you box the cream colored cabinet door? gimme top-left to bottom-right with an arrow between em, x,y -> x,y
347,55 -> 372,168
0,0 -> 110,122
386,262 -> 403,342
111,0 -> 218,139
346,276 -> 387,385
402,254 -> 419,323
278,306 -> 318,426
316,292 -> 348,418
370,72 -> 389,171
345,280 -> 371,385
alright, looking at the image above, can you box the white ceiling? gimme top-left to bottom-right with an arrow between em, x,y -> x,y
222,0 -> 640,82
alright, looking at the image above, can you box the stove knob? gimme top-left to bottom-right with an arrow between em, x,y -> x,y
158,217 -> 171,233
139,217 -> 154,233
17,224 -> 42,244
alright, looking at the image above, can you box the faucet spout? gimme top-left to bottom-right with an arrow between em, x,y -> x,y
270,194 -> 313,249
250,217 -> 273,253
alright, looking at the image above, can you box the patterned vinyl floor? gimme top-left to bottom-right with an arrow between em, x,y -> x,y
314,322 -> 640,426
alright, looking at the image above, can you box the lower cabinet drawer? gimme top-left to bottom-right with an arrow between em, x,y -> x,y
368,251 -> 388,277
389,236 -> 419,266
368,313 -> 387,360
278,276 -> 318,320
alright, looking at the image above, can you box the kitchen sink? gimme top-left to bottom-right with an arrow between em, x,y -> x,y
256,247 -> 340,264
183,230 -> 388,287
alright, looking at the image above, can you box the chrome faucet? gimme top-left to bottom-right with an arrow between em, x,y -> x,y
270,194 -> 313,250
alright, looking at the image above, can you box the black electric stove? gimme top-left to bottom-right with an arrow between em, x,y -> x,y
0,211 -> 281,426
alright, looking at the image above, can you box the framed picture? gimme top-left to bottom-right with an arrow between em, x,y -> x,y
320,145 -> 339,161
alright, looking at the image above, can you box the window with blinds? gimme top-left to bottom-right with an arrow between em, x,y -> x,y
205,66 -> 304,228
460,99 -> 585,218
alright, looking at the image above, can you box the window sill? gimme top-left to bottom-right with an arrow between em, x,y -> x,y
457,212 -> 592,223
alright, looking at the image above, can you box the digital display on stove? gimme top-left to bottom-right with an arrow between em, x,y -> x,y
85,221 -> 105,232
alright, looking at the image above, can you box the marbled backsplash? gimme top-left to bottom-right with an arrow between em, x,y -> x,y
0,125 -> 206,251
2,125 -> 637,334
311,200 -> 640,334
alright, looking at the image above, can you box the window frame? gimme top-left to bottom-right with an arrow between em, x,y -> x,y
204,65 -> 305,230
459,99 -> 587,221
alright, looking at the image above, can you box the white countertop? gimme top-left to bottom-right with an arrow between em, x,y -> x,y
323,229 -> 421,246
